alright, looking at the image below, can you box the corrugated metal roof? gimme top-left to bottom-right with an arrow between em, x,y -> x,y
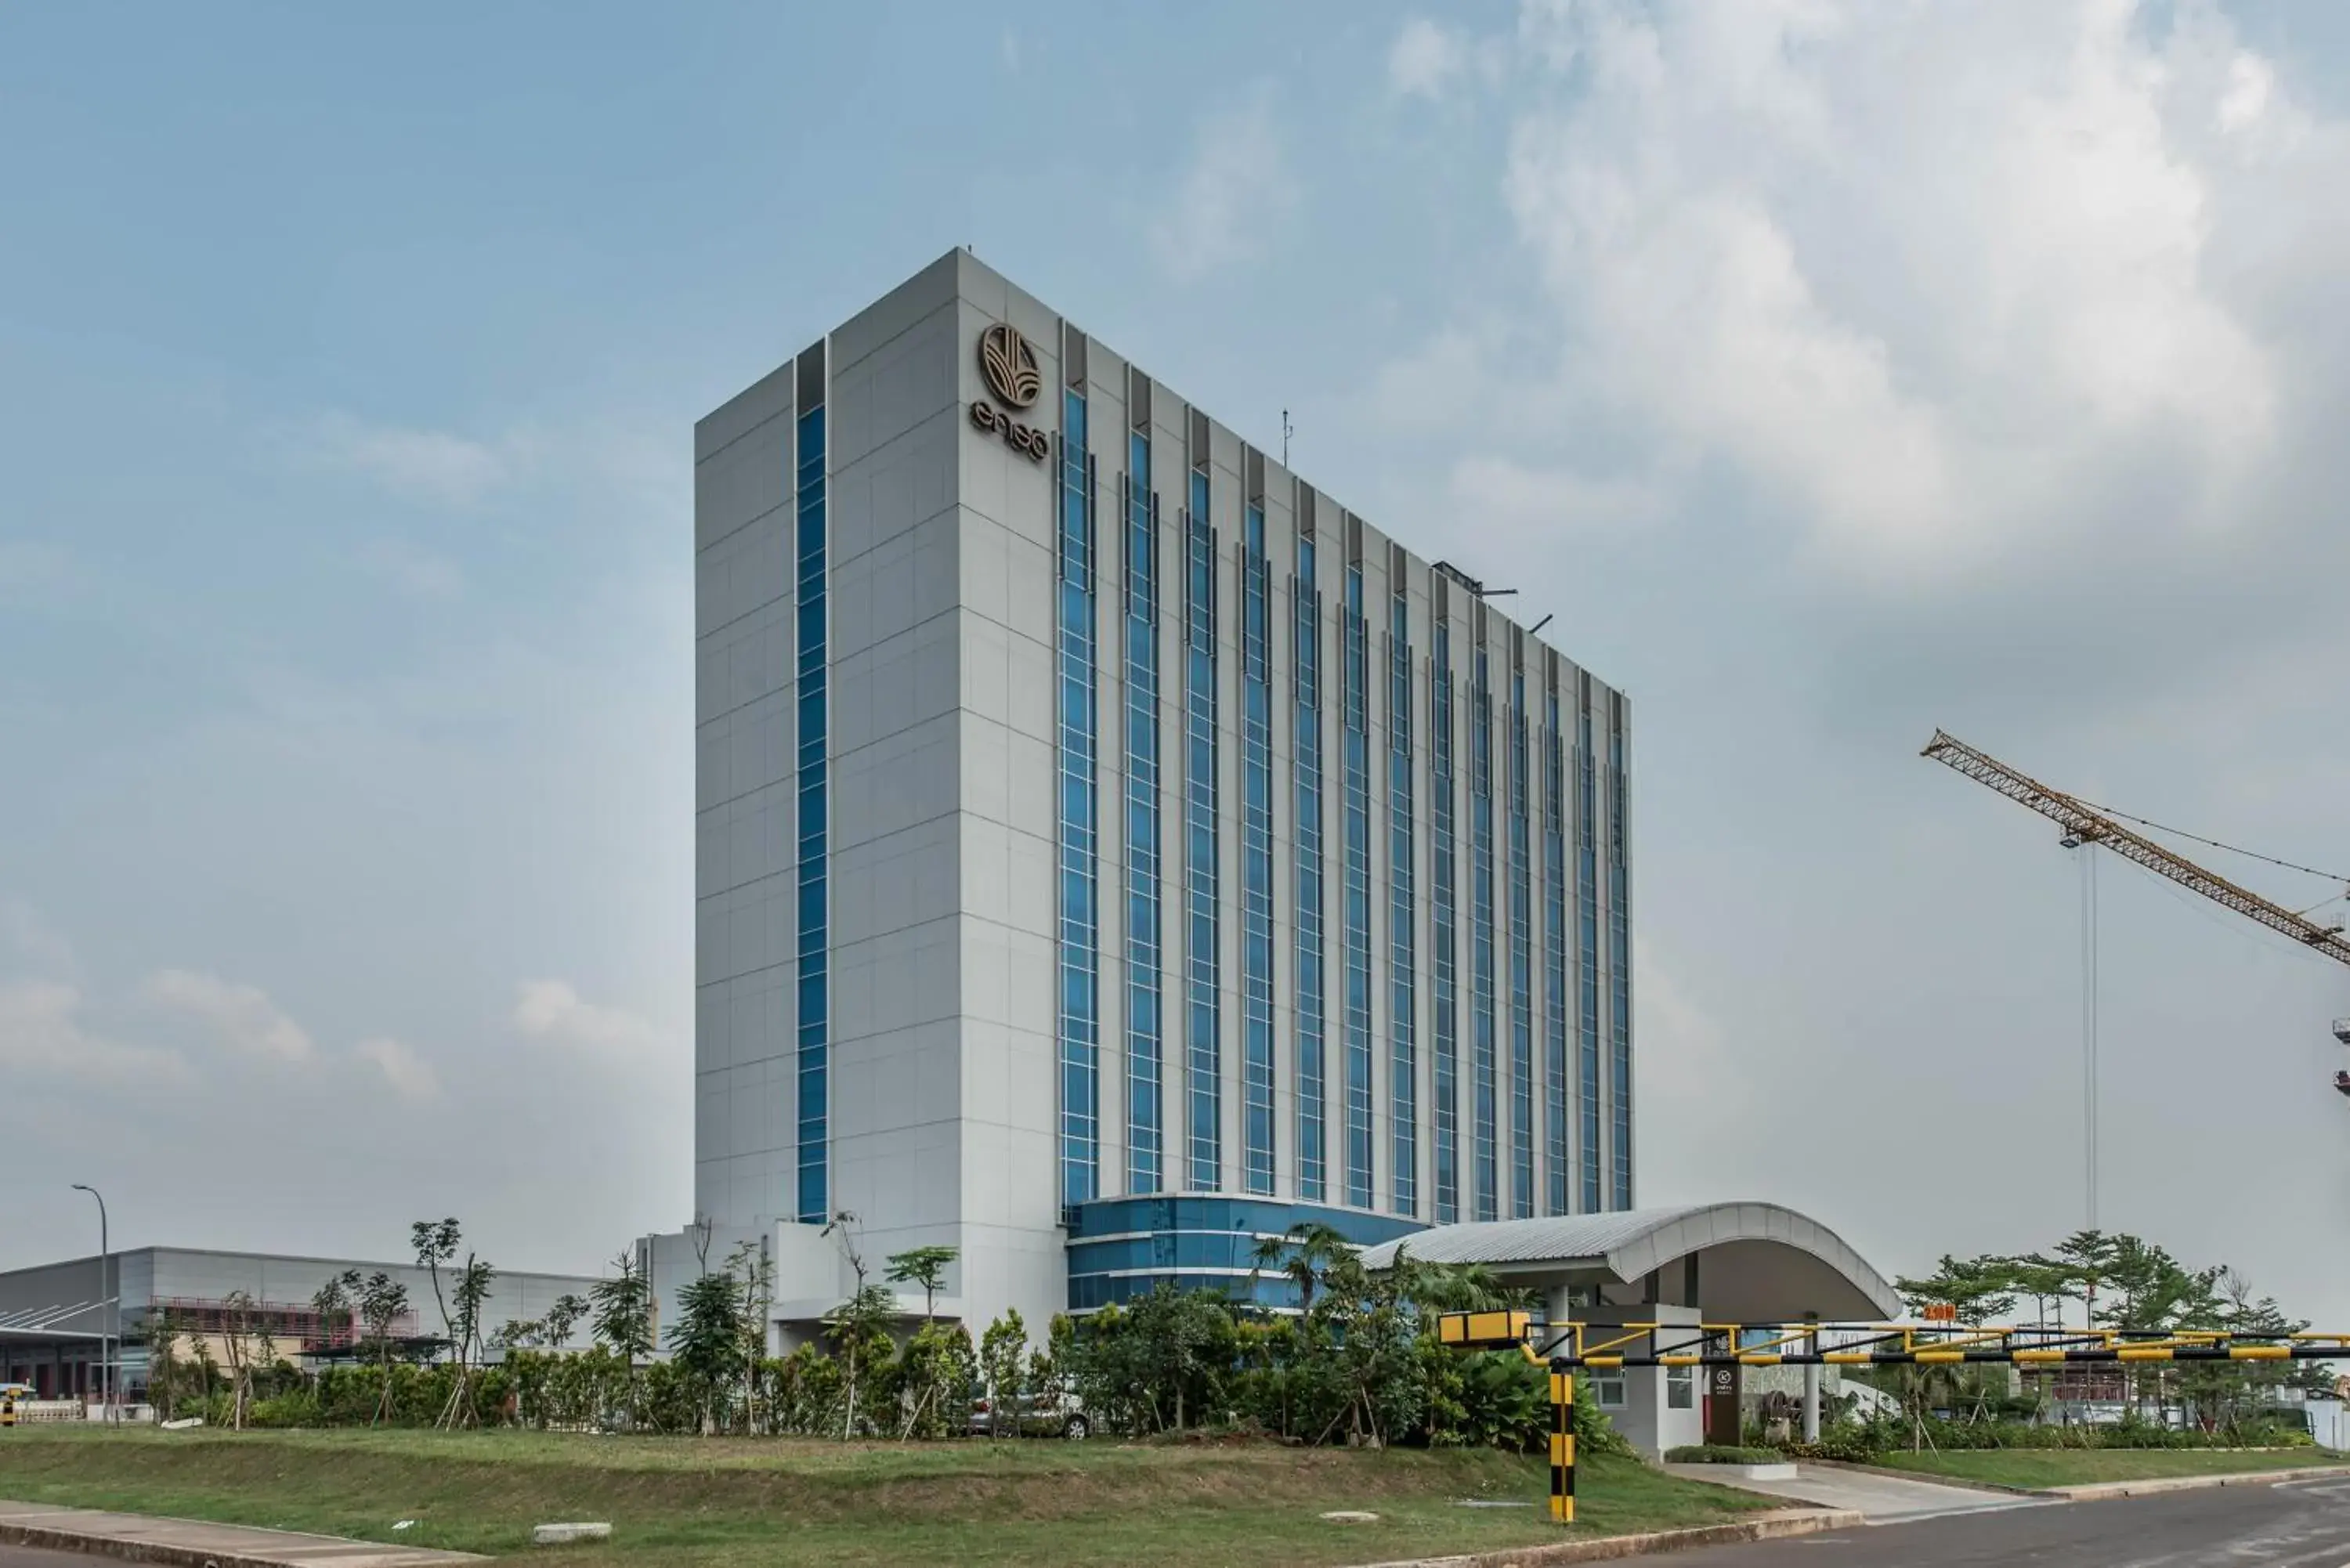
1358,1206 -> 1711,1269
1356,1201 -> 1901,1318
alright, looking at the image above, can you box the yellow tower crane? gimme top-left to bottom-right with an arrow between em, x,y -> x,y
1922,729 -> 2350,1115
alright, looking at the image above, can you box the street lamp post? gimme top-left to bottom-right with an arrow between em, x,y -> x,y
70,1184 -> 110,1422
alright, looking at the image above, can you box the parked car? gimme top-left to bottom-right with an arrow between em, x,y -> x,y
970,1382 -> 1090,1440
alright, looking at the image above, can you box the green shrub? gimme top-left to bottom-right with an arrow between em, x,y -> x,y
1665,1444 -> 1781,1464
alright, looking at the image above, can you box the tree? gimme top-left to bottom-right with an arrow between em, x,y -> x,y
978,1310 -> 1029,1438
1895,1255 -> 2019,1327
728,1244 -> 775,1432
1247,1222 -> 1351,1313
139,1305 -> 185,1421
216,1290 -> 260,1430
885,1245 -> 958,1326
358,1271 -> 410,1426
589,1250 -> 656,1423
545,1292 -> 589,1350
822,1284 -> 897,1440
312,1269 -> 363,1355
439,1253 -> 497,1428
410,1218 -> 462,1360
668,1267 -> 750,1435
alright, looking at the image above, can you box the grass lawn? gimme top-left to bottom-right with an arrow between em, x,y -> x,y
1874,1447 -> 2346,1490
0,1428 -> 1771,1566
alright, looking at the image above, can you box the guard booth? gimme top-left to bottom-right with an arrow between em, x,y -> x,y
1361,1202 -> 1902,1456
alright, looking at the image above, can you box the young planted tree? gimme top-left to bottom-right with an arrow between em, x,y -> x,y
728,1243 -> 776,1432
410,1218 -> 462,1361
668,1265 -> 750,1435
589,1250 -> 656,1423
216,1290 -> 258,1430
311,1270 -> 363,1356
823,1284 -> 898,1440
544,1292 -> 589,1351
439,1254 -> 497,1428
358,1271 -> 411,1426
978,1310 -> 1028,1438
884,1245 -> 957,1326
139,1305 -> 183,1421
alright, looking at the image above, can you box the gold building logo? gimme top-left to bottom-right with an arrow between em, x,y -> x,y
978,322 -> 1042,410
971,321 -> 1049,462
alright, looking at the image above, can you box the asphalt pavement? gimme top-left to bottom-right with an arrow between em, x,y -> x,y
1676,1472 -> 2350,1566
0,1549 -> 84,1567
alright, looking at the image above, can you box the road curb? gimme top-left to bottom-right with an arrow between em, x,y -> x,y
2041,1463 -> 2350,1501
1345,1507 -> 1866,1567
1805,1458 -> 2045,1497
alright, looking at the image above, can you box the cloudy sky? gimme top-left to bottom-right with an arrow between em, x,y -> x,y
5,1 -> 2348,1314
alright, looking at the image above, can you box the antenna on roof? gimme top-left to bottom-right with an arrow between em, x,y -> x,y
1530,613 -> 1555,635
1282,409 -> 1292,467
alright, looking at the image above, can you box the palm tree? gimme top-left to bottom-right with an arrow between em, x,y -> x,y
1247,1223 -> 1354,1313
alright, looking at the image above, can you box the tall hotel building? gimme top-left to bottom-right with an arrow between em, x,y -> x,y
689,251 -> 1633,1337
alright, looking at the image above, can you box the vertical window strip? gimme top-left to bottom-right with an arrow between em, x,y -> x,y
1543,693 -> 1570,1214
1239,504 -> 1276,1194
1386,593 -> 1418,1215
1609,720 -> 1632,1209
1056,390 -> 1100,1209
1470,648 -> 1499,1223
793,403 -> 830,1226
1123,435 -> 1162,1194
1577,706 -> 1603,1212
1341,566 -> 1375,1209
1292,541 -> 1327,1201
1507,674 -> 1535,1219
1430,630 -> 1460,1224
1184,471 -> 1222,1190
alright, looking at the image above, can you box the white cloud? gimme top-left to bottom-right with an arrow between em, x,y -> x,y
0,979 -> 189,1084
512,979 -> 665,1062
1405,0 -> 2318,587
1449,455 -> 1668,539
303,413 -> 535,508
141,969 -> 314,1063
354,1036 -> 439,1102
1,897 -> 78,981
1389,16 -> 1512,100
1390,18 -> 1466,99
1149,87 -> 1298,283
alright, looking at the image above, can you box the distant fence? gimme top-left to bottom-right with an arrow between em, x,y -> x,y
9,1401 -> 87,1423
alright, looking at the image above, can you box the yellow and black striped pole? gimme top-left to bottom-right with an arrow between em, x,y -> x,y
1549,1367 -> 1574,1524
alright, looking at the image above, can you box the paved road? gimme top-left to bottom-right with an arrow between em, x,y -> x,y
0,1548 -> 85,1566
1683,1473 -> 2350,1566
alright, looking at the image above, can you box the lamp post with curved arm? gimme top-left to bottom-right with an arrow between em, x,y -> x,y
70,1184 -> 110,1422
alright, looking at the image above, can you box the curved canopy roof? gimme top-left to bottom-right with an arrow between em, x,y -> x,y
1357,1202 -> 1900,1321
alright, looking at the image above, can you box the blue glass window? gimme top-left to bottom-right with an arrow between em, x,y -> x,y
1387,590 -> 1418,1215
1292,537 -> 1327,1201
1578,703 -> 1603,1212
793,401 -> 829,1225
1507,667 -> 1535,1218
1239,504 -> 1275,1194
1123,433 -> 1163,1193
1543,688 -> 1570,1213
1430,626 -> 1460,1224
1341,565 -> 1374,1209
1469,645 -> 1499,1221
1609,716 -> 1632,1209
1055,391 -> 1101,1209
1184,471 -> 1222,1190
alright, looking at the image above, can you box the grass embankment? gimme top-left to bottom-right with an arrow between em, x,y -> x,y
1875,1447 -> 2345,1490
0,1428 -> 1769,1566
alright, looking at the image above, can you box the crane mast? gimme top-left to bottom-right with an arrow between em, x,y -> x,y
1922,730 -> 2350,968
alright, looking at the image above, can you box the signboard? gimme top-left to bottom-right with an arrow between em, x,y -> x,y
970,323 -> 1050,463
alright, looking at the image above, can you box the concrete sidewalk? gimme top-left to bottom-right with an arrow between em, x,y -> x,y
0,1501 -> 482,1567
1661,1463 -> 2049,1525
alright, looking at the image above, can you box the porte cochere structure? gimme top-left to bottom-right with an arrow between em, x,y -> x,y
1361,1202 -> 1902,1454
